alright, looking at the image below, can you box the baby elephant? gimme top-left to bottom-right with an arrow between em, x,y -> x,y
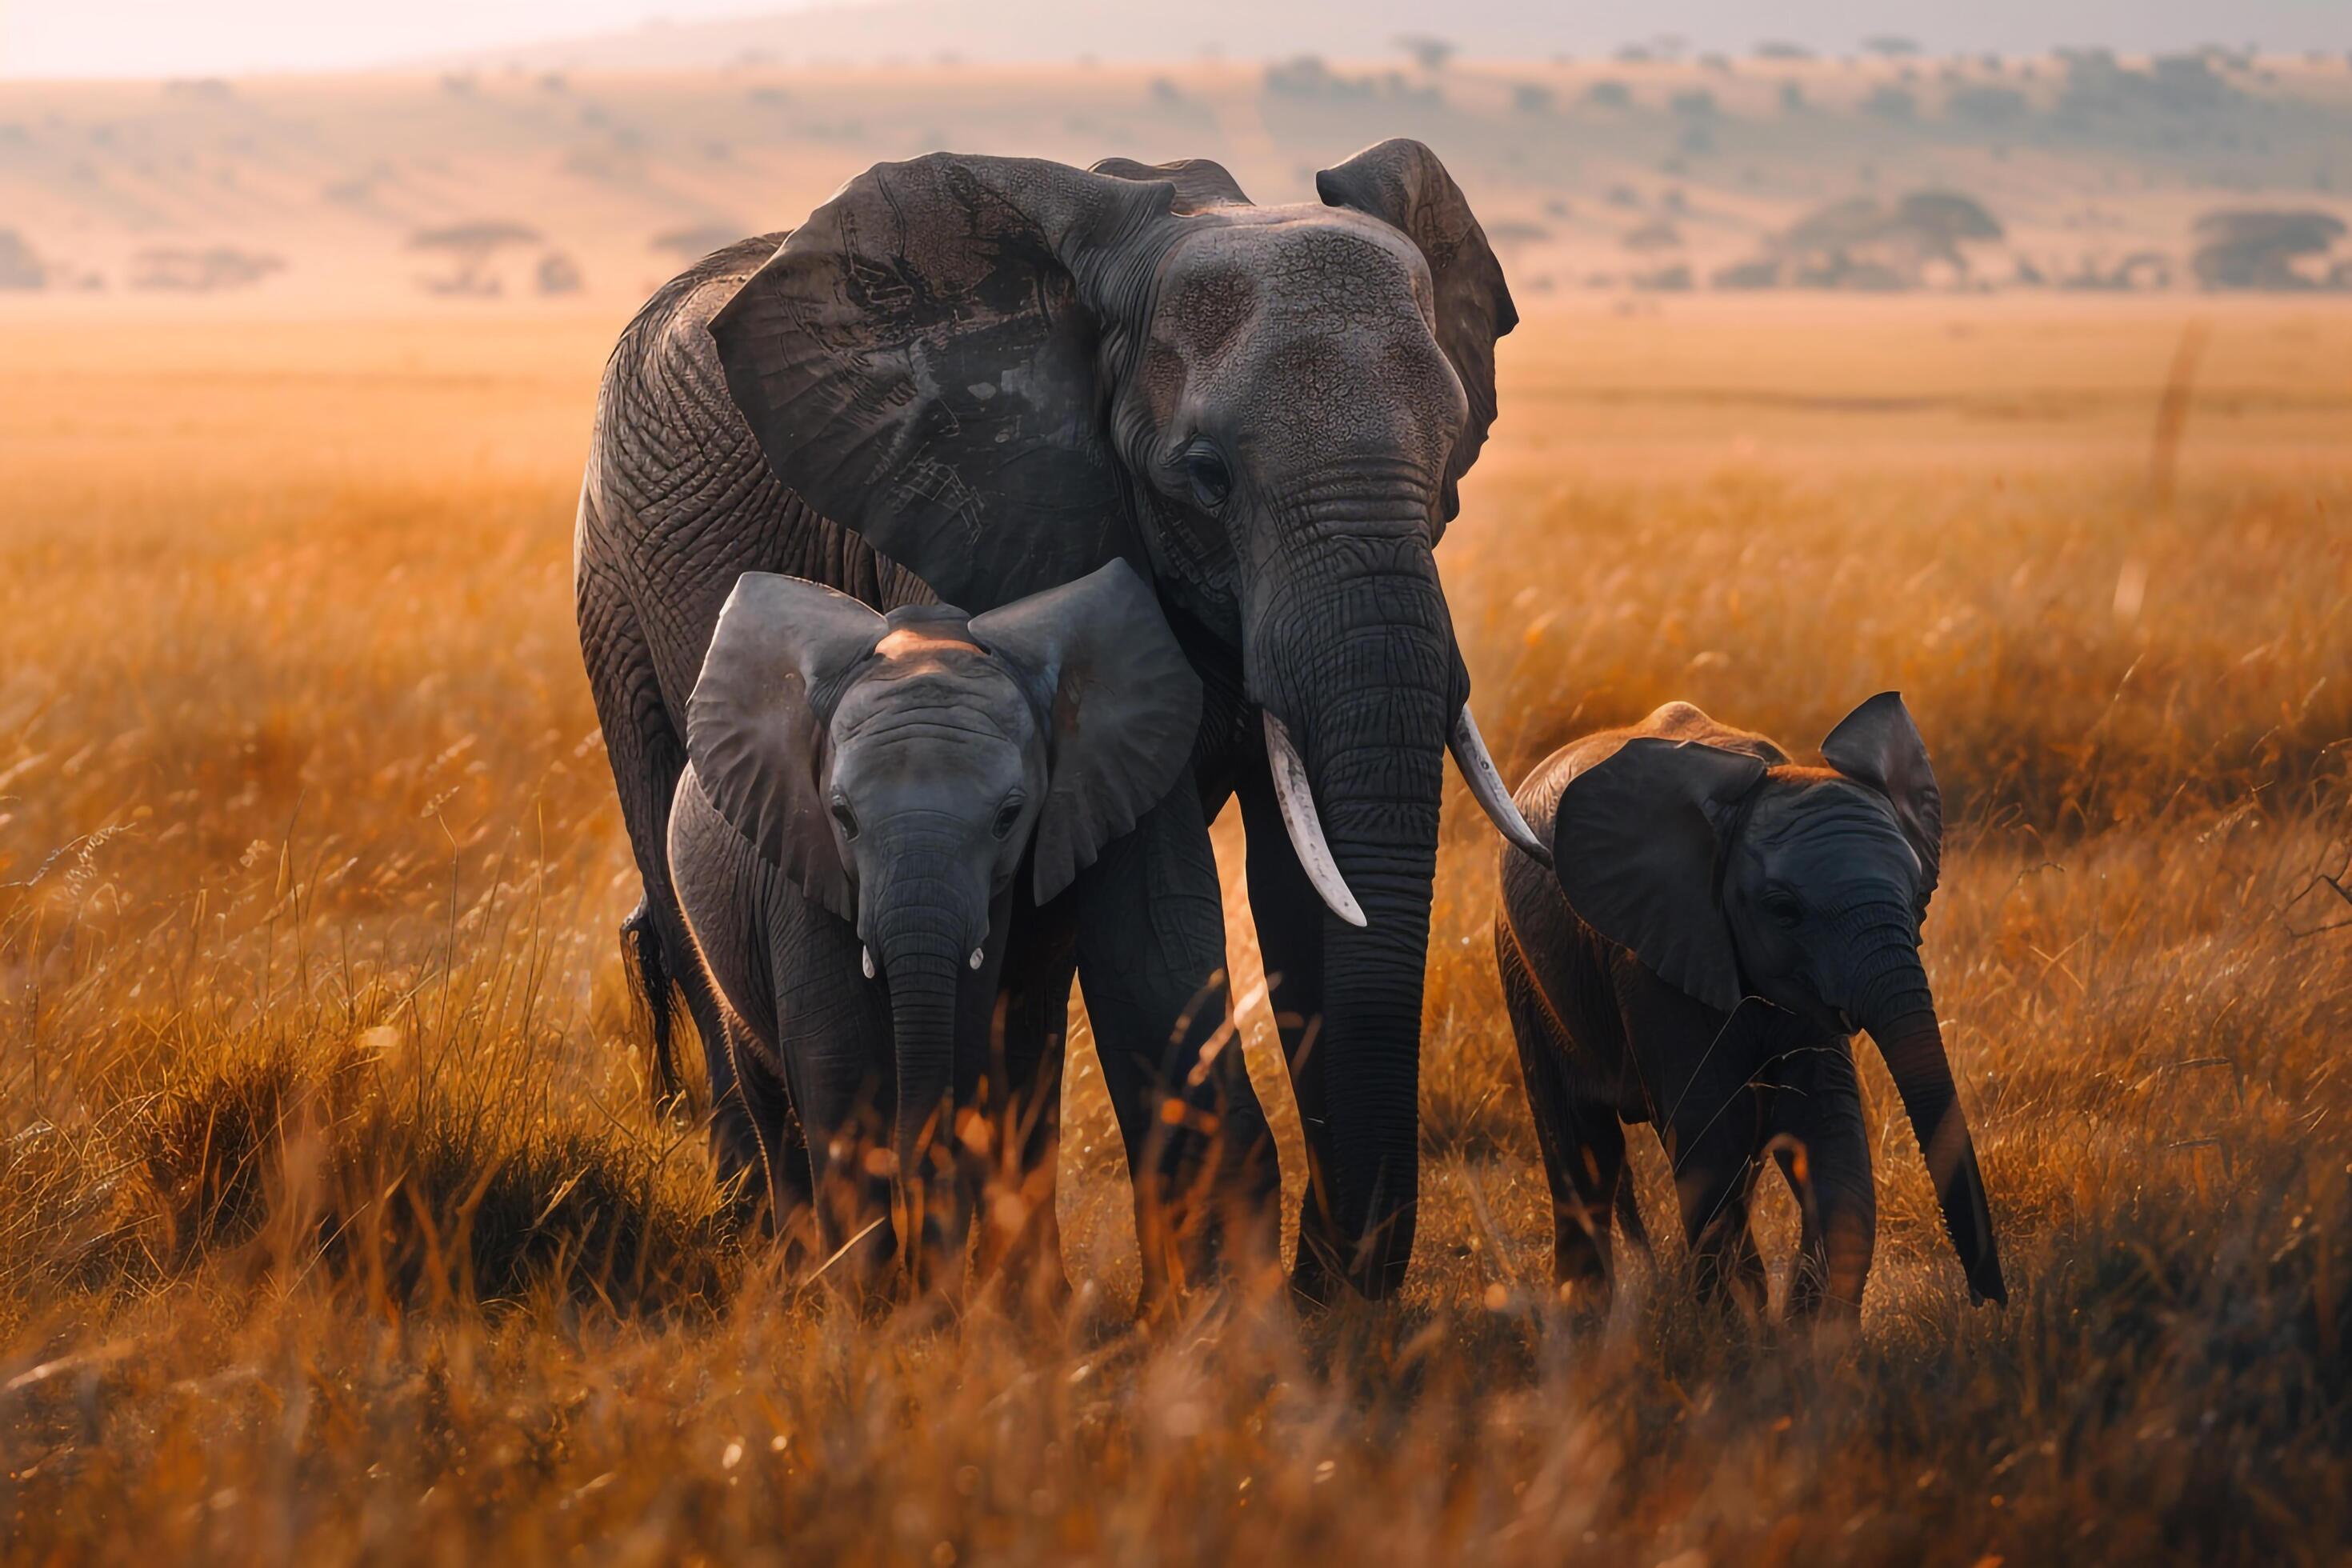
668,560 -> 1200,1292
1495,695 -> 2005,1317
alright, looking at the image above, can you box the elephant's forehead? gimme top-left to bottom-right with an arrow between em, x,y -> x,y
875,626 -> 982,660
1750,780 -> 1910,858
837,659 -> 1030,737
1164,212 -> 1433,326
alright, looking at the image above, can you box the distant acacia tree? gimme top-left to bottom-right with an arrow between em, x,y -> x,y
535,252 -> 584,296
408,221 -> 541,298
1949,85 -> 2029,125
2192,210 -> 2349,289
130,246 -> 284,292
1396,34 -> 1454,72
0,230 -> 46,290
1712,188 -> 2006,290
650,224 -> 750,260
1864,85 -> 1918,121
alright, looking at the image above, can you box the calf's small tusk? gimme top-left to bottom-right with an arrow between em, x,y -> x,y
862,946 -> 876,980
1262,710 -> 1368,929
969,947 -> 985,971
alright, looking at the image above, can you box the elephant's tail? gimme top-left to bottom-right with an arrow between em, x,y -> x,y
1614,1170 -> 1654,1263
622,898 -> 684,1105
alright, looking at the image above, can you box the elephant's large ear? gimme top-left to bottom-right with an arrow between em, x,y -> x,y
968,560 -> 1202,906
709,154 -> 1177,610
1554,738 -> 1767,1015
1314,138 -> 1518,530
1821,692 -> 1943,901
1090,155 -> 1252,212
686,573 -> 884,923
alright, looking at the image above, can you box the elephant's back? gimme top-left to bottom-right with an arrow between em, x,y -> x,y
590,234 -> 794,538
1627,701 -> 1789,766
579,235 -> 937,711
1510,702 -> 1790,828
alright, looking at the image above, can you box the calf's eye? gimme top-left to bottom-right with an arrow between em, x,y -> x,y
830,800 -> 858,839
1182,449 -> 1232,510
992,796 -> 1026,841
1763,890 -> 1803,929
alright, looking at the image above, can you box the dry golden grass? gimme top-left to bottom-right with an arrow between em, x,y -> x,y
2,297 -> 2348,1563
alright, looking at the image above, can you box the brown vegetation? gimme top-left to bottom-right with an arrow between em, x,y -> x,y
1,298 -> 2348,1561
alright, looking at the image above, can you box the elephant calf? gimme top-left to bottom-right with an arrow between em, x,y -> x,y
667,560 -> 1200,1293
1494,694 -> 2006,1317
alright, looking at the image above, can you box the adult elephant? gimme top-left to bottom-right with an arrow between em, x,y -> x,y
574,141 -> 1538,1302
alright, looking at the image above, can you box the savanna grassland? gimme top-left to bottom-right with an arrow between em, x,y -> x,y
2,294 -> 2349,1564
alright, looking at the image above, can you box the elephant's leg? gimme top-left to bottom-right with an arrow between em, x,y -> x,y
1073,770 -> 1280,1302
770,901 -> 896,1294
1770,1038 -> 1877,1320
694,1008 -> 775,1221
1664,1071 -> 1770,1314
976,893 -> 1081,1302
721,1018 -> 812,1256
1497,926 -> 1623,1299
576,546 -> 730,1108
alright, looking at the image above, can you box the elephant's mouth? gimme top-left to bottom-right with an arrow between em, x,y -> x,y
1261,697 -> 1546,930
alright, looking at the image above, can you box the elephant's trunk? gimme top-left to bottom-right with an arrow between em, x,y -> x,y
1801,1112 -> 1877,1319
868,863 -> 979,1292
1252,522 -> 1458,1300
1852,927 -> 2006,1306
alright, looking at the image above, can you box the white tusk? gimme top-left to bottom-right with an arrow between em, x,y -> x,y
1262,710 -> 1368,929
1450,705 -> 1550,867
968,946 -> 984,971
862,946 -> 876,980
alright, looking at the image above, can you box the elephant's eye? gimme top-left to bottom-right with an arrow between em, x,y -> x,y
1763,888 -> 1804,929
991,795 -> 1026,841
830,799 -> 858,839
1182,447 -> 1233,510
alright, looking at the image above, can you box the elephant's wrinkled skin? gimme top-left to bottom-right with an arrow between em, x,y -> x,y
576,141 -> 1527,1300
1494,695 -> 2006,1316
667,563 -> 1199,1294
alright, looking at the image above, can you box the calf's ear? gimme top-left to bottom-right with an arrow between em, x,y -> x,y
1553,738 -> 1766,1014
968,562 -> 1202,905
686,573 -> 882,922
1821,692 -> 1942,901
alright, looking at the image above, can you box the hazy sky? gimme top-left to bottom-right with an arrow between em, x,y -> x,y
4,0 -> 2347,80
0,0 -> 781,78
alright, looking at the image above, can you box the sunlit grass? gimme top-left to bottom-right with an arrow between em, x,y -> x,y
1,302 -> 2347,1562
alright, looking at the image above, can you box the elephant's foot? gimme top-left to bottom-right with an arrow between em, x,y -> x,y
1551,1244 -> 1614,1318
972,1181 -> 1073,1316
707,1099 -> 769,1222
1284,1182 -> 1418,1306
972,1247 -> 1074,1322
1686,1234 -> 1771,1323
1131,1164 -> 1285,1314
1286,1188 -> 1370,1310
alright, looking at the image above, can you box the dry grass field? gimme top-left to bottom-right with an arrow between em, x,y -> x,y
2,293 -> 2349,1563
